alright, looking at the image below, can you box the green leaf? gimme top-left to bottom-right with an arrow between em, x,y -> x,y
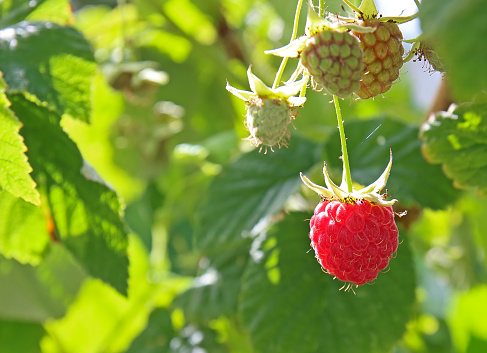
197,136 -> 321,251
25,0 -> 74,25
0,77 -> 40,206
125,308 -> 174,353
174,243 -> 250,323
420,0 -> 487,100
239,213 -> 416,353
10,95 -> 129,295
0,244 -> 86,322
0,22 -> 95,122
0,0 -> 47,28
0,320 -> 45,353
420,101 -> 487,194
0,191 -> 49,265
325,117 -> 461,209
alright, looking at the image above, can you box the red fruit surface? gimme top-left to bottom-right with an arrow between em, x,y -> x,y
309,199 -> 398,285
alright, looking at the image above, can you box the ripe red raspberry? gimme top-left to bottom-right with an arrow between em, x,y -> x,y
300,29 -> 364,98
353,19 -> 405,99
309,199 -> 398,285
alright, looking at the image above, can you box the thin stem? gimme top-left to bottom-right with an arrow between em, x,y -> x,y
319,0 -> 325,17
272,0 -> 304,89
333,95 -> 353,193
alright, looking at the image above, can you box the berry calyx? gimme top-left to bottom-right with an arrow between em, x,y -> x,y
226,66 -> 307,152
300,151 -> 400,287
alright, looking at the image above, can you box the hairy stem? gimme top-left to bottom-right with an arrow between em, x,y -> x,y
333,95 -> 353,193
319,0 -> 325,17
272,0 -> 304,89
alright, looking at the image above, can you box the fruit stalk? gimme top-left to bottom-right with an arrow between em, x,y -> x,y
318,0 -> 324,17
272,0 -> 304,89
333,95 -> 353,193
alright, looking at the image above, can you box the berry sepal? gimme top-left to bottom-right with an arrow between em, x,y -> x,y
226,66 -> 307,107
300,150 -> 396,207
265,4 -> 375,59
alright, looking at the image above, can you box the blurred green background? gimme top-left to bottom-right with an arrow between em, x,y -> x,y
1,0 -> 487,352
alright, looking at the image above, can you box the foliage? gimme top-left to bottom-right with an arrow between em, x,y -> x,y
0,0 -> 487,352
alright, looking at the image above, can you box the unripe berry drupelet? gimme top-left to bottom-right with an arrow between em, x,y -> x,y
300,29 -> 364,98
353,19 -> 405,99
245,97 -> 295,151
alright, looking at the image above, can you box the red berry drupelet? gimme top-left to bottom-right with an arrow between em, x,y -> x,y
300,151 -> 400,288
309,199 -> 398,285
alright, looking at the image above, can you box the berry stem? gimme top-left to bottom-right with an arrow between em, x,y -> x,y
319,0 -> 324,17
272,0 -> 304,89
333,95 -> 353,193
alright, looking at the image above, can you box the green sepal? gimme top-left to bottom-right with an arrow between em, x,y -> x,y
248,69 -> 274,97
226,66 -> 308,106
306,4 -> 332,36
358,0 -> 378,19
335,22 -> 376,33
300,152 -> 396,206
264,38 -> 306,58
379,13 -> 418,24
300,172 -> 335,199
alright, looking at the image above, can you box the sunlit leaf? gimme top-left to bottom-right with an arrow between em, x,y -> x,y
11,95 -> 129,295
0,22 -> 95,122
420,101 -> 487,194
0,191 -> 49,265
0,77 -> 40,206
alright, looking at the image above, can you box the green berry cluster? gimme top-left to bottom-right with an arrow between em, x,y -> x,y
301,29 -> 364,98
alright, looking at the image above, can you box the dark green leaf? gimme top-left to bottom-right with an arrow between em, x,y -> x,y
325,117 -> 461,209
0,22 -> 95,122
174,243 -> 250,323
125,308 -> 174,353
420,101 -> 487,193
239,213 -> 416,353
0,320 -> 45,353
11,95 -> 129,295
197,136 -> 321,251
467,335 -> 487,353
0,191 -> 49,264
420,0 -> 487,100
0,77 -> 40,205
